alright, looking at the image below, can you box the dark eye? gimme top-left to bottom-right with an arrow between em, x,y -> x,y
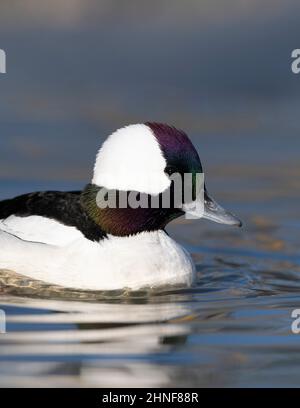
164,165 -> 178,176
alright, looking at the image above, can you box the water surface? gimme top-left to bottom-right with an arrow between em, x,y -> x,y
0,163 -> 299,387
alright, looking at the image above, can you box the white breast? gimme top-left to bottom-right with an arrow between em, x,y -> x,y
0,217 -> 195,290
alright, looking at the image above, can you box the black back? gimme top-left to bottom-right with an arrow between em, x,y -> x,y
0,191 -> 107,242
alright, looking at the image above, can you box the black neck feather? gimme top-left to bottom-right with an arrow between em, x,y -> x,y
80,184 -> 183,237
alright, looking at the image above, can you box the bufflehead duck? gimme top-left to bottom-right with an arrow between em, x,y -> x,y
0,123 -> 241,291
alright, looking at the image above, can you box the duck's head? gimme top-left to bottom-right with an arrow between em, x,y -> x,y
81,123 -> 242,236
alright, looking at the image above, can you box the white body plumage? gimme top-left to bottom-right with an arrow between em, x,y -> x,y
0,215 -> 195,290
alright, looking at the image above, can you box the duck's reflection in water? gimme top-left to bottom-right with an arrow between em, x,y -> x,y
0,298 -> 195,387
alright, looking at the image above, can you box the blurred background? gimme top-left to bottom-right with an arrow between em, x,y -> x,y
0,0 -> 299,187
0,0 -> 300,388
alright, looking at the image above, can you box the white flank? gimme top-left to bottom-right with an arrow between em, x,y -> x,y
0,215 -> 83,246
0,221 -> 195,291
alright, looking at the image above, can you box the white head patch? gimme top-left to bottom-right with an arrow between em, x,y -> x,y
92,124 -> 171,195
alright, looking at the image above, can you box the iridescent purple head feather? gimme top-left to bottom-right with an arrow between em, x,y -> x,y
145,122 -> 203,175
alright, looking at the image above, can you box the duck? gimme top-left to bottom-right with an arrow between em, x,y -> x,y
0,123 -> 242,291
